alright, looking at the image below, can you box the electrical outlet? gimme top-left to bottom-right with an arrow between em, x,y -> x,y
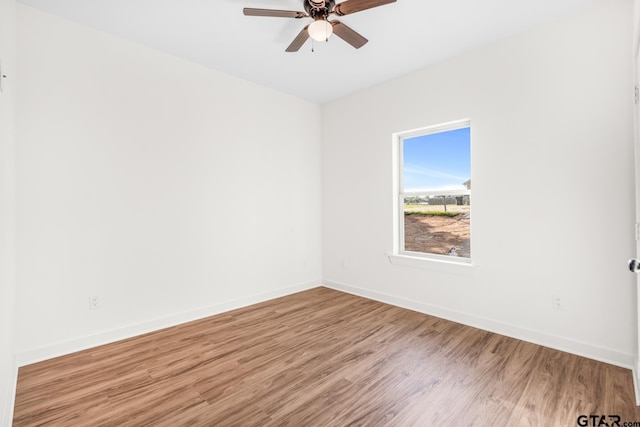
89,295 -> 101,310
552,295 -> 561,310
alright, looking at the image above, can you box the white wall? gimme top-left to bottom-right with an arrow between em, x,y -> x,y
322,0 -> 636,367
0,0 -> 17,423
10,0 -> 636,397
15,5 -> 322,361
635,0 -> 640,57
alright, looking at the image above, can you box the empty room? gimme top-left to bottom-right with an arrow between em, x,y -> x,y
2,0 -> 640,425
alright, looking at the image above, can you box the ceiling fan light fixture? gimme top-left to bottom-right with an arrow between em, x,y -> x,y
308,19 -> 333,42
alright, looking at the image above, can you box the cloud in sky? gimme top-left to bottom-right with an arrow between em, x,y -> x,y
404,165 -> 468,183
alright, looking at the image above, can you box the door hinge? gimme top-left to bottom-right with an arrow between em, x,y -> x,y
635,86 -> 639,104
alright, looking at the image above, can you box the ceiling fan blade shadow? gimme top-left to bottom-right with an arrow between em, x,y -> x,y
286,26 -> 311,52
243,8 -> 308,18
331,20 -> 368,49
333,0 -> 396,16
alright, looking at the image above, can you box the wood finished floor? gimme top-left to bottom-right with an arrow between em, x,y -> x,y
13,287 -> 640,426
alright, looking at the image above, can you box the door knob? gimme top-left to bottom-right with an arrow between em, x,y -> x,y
629,258 -> 640,272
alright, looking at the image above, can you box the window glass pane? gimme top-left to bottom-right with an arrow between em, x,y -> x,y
403,195 -> 471,258
403,127 -> 470,193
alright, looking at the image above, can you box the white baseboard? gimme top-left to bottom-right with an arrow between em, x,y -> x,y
13,278 -> 636,382
634,361 -> 640,406
322,280 -> 636,370
0,358 -> 18,427
16,280 -> 320,367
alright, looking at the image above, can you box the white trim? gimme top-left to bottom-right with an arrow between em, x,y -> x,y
634,0 -> 640,60
15,280 -> 320,367
322,280 -> 636,370
393,133 -> 404,254
633,0 -> 640,406
392,119 -> 472,262
394,118 -> 472,140
0,358 -> 18,427
403,189 -> 471,197
397,251 -> 472,264
387,253 -> 477,275
633,361 -> 640,406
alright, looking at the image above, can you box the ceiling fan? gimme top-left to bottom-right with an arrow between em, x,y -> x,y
243,0 -> 397,52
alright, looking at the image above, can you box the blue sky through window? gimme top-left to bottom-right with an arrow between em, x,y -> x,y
403,127 -> 470,192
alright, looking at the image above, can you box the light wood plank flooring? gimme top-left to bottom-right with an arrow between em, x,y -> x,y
13,287 -> 640,426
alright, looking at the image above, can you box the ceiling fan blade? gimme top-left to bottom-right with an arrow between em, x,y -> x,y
243,8 -> 308,18
333,0 -> 396,16
331,21 -> 368,49
286,26 -> 310,52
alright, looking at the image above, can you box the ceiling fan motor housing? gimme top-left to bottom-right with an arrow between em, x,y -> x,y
304,0 -> 335,20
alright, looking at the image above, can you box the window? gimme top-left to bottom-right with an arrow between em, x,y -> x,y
394,120 -> 471,262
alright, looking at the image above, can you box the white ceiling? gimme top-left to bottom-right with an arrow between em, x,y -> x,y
17,0 -> 601,104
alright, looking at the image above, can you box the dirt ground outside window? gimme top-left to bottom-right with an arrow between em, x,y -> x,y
403,211 -> 470,258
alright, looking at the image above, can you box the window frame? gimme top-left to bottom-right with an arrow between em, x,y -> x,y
392,119 -> 472,265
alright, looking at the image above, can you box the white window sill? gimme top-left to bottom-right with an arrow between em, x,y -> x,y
387,253 -> 480,276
